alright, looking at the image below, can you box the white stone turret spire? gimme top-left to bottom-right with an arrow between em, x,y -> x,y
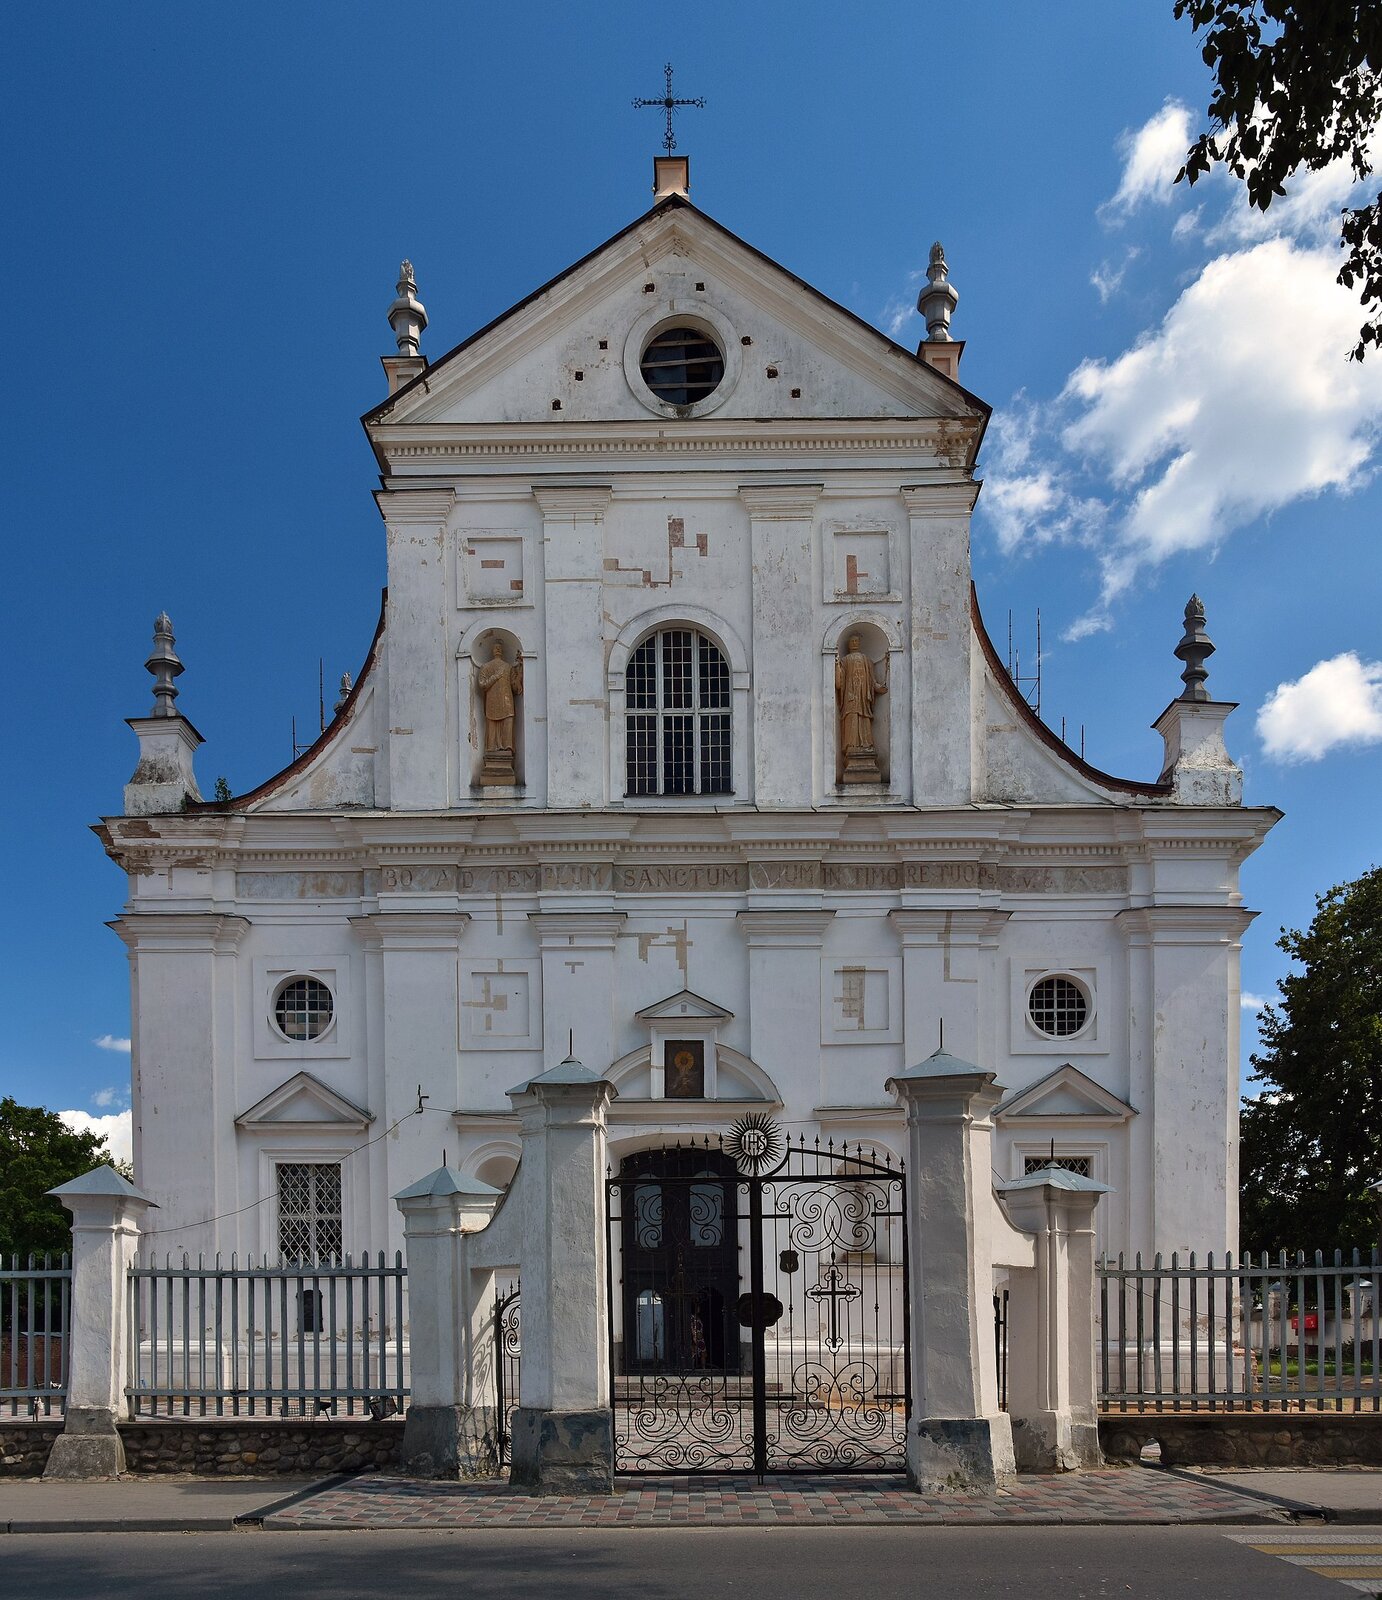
388,260 -> 428,357
382,261 -> 429,395
917,241 -> 959,343
124,613 -> 203,815
1153,595 -> 1242,804
916,241 -> 964,381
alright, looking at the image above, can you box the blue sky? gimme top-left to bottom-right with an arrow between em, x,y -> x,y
4,2 -> 1380,1158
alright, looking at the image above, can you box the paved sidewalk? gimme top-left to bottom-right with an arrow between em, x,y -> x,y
258,1468 -> 1292,1529
3,1467 -> 1379,1533
0,1477 -> 325,1533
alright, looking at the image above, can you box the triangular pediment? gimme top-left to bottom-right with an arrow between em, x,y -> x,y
995,1064 -> 1135,1125
635,987 -> 734,1023
365,199 -> 986,439
235,1072 -> 374,1132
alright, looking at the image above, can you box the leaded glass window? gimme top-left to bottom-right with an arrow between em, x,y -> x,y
625,628 -> 731,796
277,1162 -> 343,1264
1023,1155 -> 1094,1178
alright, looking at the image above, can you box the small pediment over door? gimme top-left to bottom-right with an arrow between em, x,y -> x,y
634,988 -> 734,1023
994,1064 -> 1135,1128
235,1071 -> 374,1134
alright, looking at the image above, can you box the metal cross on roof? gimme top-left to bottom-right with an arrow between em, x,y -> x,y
632,62 -> 705,154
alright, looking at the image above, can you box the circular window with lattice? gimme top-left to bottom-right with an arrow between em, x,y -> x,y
273,976 -> 334,1042
1026,974 -> 1090,1039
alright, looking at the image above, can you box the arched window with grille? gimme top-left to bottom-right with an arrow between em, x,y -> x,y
625,627 -> 732,796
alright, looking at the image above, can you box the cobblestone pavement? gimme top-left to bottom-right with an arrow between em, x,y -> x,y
261,1468 -> 1292,1529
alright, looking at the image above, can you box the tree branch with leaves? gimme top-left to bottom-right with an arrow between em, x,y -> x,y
1176,0 -> 1382,358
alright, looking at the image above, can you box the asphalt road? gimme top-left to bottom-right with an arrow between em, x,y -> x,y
4,1525 -> 1370,1600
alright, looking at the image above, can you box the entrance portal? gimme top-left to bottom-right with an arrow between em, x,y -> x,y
607,1120 -> 909,1476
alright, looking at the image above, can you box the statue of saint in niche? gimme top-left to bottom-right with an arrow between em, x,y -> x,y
476,639 -> 524,785
835,634 -> 889,784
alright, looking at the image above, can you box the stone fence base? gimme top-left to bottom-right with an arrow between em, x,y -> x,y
1100,1410 -> 1382,1468
2,1419 -> 403,1478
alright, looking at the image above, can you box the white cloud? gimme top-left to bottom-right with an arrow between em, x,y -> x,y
980,401 -> 1109,558
1240,992 -> 1268,1011
1062,238 -> 1382,609
1171,205 -> 1203,242
94,1034 -> 131,1053
1090,248 -> 1140,304
1104,100 -> 1193,217
1256,652 -> 1382,762
91,1086 -> 127,1109
58,1109 -> 132,1167
1205,130 -> 1382,251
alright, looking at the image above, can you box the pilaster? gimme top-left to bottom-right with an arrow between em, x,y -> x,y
900,483 -> 979,804
378,487 -> 456,810
533,485 -> 612,808
738,485 -> 823,807
889,908 -> 1009,1069
1116,906 -> 1256,1256
528,911 -> 625,1074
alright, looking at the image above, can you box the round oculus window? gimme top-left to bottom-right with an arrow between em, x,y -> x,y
1027,975 -> 1089,1038
274,976 -> 334,1041
639,325 -> 725,406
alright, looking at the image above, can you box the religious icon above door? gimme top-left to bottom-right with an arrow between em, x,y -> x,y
664,1039 -> 705,1099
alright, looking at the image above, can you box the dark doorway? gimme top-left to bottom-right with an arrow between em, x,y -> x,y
618,1146 -> 739,1374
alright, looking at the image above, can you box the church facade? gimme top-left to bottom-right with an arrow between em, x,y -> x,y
99,157 -> 1276,1274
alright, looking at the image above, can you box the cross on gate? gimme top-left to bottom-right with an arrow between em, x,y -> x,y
632,63 -> 706,154
806,1255 -> 861,1352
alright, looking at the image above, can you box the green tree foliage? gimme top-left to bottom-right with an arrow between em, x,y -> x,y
1175,1 -> 1382,359
213,776 -> 232,803
1240,867 -> 1382,1252
0,1098 -> 115,1263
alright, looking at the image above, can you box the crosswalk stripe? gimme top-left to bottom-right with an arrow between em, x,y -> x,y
1226,1531 -> 1382,1592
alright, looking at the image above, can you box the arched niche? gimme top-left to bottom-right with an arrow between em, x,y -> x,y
458,625 -> 530,793
826,619 -> 899,789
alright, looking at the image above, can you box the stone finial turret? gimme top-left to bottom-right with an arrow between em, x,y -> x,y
917,241 -> 959,344
334,672 -> 353,715
145,612 -> 184,717
1153,593 -> 1241,805
387,260 -> 428,358
125,612 -> 203,815
1174,594 -> 1215,702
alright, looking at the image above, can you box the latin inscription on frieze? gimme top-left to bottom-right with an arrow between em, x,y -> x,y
906,862 -> 998,889
458,865 -> 540,894
996,865 -> 1127,893
237,872 -> 363,899
613,863 -> 749,892
748,861 -> 823,890
823,863 -> 906,891
541,862 -> 615,892
381,865 -> 457,893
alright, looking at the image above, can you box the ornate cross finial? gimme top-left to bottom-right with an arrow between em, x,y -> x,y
632,63 -> 705,154
145,612 -> 185,718
1175,594 -> 1216,702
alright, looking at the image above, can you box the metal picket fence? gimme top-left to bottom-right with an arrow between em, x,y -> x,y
1099,1250 -> 1381,1413
2,1254 -> 71,1417
126,1252 -> 409,1418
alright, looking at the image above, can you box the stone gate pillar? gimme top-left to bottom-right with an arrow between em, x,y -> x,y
507,1055 -> 616,1492
43,1168 -> 156,1480
886,1048 -> 1015,1492
393,1167 -> 502,1477
997,1167 -> 1108,1471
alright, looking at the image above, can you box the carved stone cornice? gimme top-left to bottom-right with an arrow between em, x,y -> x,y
348,912 -> 470,951
527,911 -> 627,948
375,487 -> 457,524
108,913 -> 251,954
736,909 -> 835,948
1115,905 -> 1258,946
900,481 -> 981,517
737,484 -> 824,521
889,908 -> 1010,946
530,484 -> 613,519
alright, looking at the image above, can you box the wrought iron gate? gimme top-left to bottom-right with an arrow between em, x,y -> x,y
605,1115 -> 909,1476
494,1280 -> 520,1468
